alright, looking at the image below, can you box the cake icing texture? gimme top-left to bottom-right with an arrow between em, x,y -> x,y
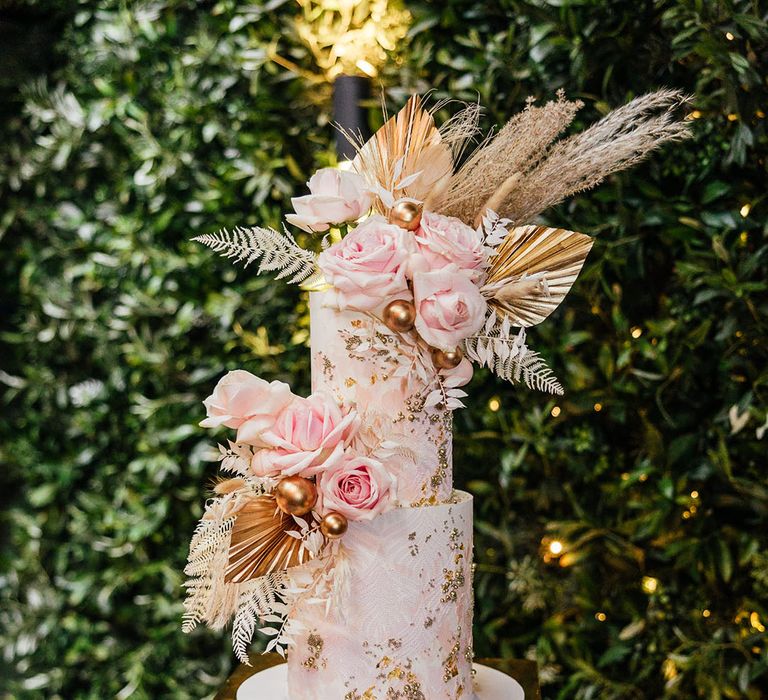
181,91 -> 688,695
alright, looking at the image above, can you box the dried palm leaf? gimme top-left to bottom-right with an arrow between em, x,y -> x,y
225,494 -> 312,584
484,225 -> 594,327
351,95 -> 453,209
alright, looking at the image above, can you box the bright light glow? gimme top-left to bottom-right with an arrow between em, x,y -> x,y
740,203 -> 751,217
750,612 -> 766,633
725,31 -> 735,40
295,0 -> 411,80
702,609 -> 711,618
549,540 -> 564,555
551,406 -> 561,418
488,397 -> 501,412
690,490 -> 699,499
355,59 -> 378,77
642,576 -> 659,594
595,612 -> 607,622
631,326 -> 642,339
728,113 -> 738,122
594,402 -> 603,412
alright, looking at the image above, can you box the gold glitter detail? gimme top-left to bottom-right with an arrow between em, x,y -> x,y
405,395 -> 426,413
371,374 -> 378,384
442,640 -> 460,682
441,565 -> 466,603
302,632 -> 325,671
345,377 -> 357,388
351,320 -> 363,328
377,656 -> 392,668
317,352 -> 335,381
424,616 -> 434,628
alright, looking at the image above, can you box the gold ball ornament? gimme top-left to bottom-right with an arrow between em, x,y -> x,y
274,476 -> 318,517
388,201 -> 422,231
431,346 -> 464,370
320,512 -> 348,539
383,299 -> 417,333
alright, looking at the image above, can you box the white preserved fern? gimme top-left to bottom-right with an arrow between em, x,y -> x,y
193,226 -> 317,283
232,572 -> 290,664
464,311 -> 564,395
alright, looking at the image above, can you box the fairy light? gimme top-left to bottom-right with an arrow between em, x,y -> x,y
488,397 -> 501,412
725,31 -> 735,40
551,406 -> 561,418
690,490 -> 699,499
549,540 -> 564,555
642,576 -> 659,594
727,113 -> 739,122
689,110 -> 702,120
594,402 -> 603,412
638,473 -> 648,482
595,612 -> 607,622
702,609 -> 711,618
740,203 -> 751,217
750,612 -> 766,633
631,326 -> 643,339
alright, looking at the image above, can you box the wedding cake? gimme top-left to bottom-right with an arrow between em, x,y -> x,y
181,92 -> 688,699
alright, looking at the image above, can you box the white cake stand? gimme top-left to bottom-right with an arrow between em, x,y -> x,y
237,662 -> 524,699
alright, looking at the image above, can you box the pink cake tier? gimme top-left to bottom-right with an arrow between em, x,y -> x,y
285,291 -> 474,699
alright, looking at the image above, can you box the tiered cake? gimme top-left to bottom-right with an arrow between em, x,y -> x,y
182,91 -> 688,699
285,291 -> 474,698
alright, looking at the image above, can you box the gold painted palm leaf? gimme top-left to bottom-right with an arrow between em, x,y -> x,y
354,95 -> 453,209
485,225 -> 593,327
225,494 -> 311,584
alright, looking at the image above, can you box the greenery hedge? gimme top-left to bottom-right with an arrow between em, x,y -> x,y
1,1 -> 766,698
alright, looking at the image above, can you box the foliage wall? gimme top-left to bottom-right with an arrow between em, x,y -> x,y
1,1 -> 766,698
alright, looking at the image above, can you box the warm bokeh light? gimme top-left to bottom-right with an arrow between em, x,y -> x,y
740,203 -> 751,217
631,326 -> 642,339
642,576 -> 659,594
488,397 -> 501,412
549,540 -> 564,555
594,402 -> 603,412
551,405 -> 561,417
595,612 -> 607,622
702,609 -> 711,618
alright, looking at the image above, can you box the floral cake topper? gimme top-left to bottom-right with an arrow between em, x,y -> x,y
184,92 -> 689,661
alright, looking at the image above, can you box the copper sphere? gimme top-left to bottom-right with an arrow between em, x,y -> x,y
275,476 -> 318,517
388,201 -> 422,231
431,346 -> 464,370
383,299 -> 417,333
319,511 -> 348,539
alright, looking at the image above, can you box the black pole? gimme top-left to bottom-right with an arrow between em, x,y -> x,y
332,75 -> 371,160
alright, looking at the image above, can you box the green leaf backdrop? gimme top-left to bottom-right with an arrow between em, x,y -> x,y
1,1 -> 766,698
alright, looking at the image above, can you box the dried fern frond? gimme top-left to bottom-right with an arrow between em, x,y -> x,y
350,95 -> 453,209
498,89 -> 691,223
182,494 -> 241,632
431,91 -> 583,223
232,572 -> 291,664
484,225 -> 594,327
193,226 -> 317,283
464,315 -> 563,395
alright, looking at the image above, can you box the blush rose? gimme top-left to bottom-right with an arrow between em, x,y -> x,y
249,391 -> 359,478
317,216 -> 411,311
412,266 -> 487,350
317,453 -> 396,521
286,167 -> 372,233
200,370 -> 294,444
415,210 -> 486,281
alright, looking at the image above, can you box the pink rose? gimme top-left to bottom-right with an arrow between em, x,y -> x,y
286,168 -> 372,233
412,266 -> 487,350
317,217 -> 411,311
250,391 -> 359,478
414,210 -> 486,281
317,453 -> 396,521
200,370 -> 293,444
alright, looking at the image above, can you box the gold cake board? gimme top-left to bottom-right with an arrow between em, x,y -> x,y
216,653 -> 541,700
